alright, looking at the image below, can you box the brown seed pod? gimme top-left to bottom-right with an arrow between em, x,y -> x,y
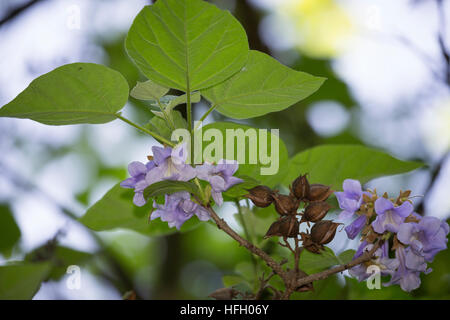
264,216 -> 299,239
306,184 -> 333,201
310,220 -> 340,245
299,232 -> 324,254
291,174 -> 310,199
244,185 -> 274,208
273,194 -> 300,215
301,201 -> 331,223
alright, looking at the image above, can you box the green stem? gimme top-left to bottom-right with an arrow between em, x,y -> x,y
194,178 -> 205,203
186,86 -> 192,133
199,104 -> 216,124
116,114 -> 174,147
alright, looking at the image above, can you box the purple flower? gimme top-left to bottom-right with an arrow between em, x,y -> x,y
120,161 -> 156,206
345,215 -> 367,239
145,143 -> 196,184
349,241 -> 399,282
384,246 -> 431,292
335,179 -> 369,220
150,192 -> 210,230
196,160 -> 243,206
397,217 -> 449,262
371,198 -> 413,234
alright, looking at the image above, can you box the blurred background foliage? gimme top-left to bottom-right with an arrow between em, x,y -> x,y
0,0 -> 449,299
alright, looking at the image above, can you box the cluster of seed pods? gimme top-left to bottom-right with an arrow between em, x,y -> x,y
245,174 -> 341,254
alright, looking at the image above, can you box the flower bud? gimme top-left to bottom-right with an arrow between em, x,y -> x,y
291,174 -> 310,199
301,201 -> 331,223
244,185 -> 274,208
307,184 -> 333,201
264,216 -> 299,239
273,194 -> 300,215
310,220 -> 340,245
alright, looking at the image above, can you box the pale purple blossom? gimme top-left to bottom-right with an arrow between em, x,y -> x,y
384,246 -> 432,292
349,241 -> 399,282
371,198 -> 413,233
121,143 -> 197,207
145,143 -> 196,184
150,192 -> 210,230
196,160 -> 243,206
397,217 -> 449,262
345,215 -> 367,240
120,161 -> 155,206
335,179 -> 370,220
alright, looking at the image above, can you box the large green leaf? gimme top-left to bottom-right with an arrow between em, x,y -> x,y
202,50 -> 325,119
200,122 -> 289,187
0,63 -> 129,125
0,204 -> 21,257
0,263 -> 51,300
79,183 -> 202,236
283,145 -> 424,188
125,0 -> 249,91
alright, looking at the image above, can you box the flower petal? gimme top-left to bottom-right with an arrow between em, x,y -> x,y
128,161 -> 147,177
394,201 -> 413,218
374,197 -> 394,215
343,179 -> 362,198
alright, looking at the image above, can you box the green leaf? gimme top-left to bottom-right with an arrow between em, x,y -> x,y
130,79 -> 169,100
202,50 -> 325,119
338,249 -> 356,265
222,275 -> 246,287
0,262 -> 51,300
200,122 -> 289,188
0,204 -> 21,257
125,0 -> 249,91
283,144 -> 424,188
79,183 -> 202,236
143,180 -> 200,200
146,110 -> 187,140
0,63 -> 129,125
299,247 -> 339,274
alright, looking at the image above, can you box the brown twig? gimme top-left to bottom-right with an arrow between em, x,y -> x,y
295,241 -> 382,288
206,203 -> 385,299
206,206 -> 288,281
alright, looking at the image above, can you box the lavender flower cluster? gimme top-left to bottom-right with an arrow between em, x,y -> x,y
336,179 -> 449,292
120,143 -> 242,230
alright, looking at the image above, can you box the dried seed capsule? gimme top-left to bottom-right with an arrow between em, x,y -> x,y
300,232 -> 323,254
310,220 -> 340,245
244,185 -> 274,207
291,174 -> 310,199
273,194 -> 300,215
307,184 -> 333,201
301,201 -> 331,223
264,216 -> 299,239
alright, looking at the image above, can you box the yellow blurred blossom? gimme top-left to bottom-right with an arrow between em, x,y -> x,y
279,0 -> 354,58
